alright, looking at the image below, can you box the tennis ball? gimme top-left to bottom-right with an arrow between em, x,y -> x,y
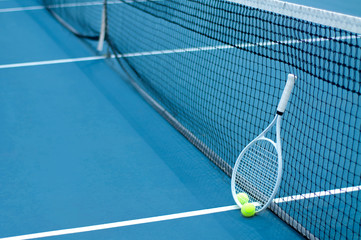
236,192 -> 249,205
241,203 -> 256,217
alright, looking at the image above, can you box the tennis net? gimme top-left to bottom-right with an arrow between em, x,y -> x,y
40,0 -> 361,239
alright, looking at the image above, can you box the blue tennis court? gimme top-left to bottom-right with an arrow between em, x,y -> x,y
0,0 -> 360,239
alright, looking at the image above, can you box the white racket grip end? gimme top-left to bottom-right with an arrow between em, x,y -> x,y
277,74 -> 296,115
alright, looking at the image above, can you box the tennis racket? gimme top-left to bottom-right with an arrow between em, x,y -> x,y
231,74 -> 296,213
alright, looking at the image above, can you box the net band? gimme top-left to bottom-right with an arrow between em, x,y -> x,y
229,0 -> 361,34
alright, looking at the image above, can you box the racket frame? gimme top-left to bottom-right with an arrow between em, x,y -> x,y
231,115 -> 283,212
231,74 -> 295,213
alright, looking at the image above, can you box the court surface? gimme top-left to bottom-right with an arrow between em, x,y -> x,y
0,0 -> 359,239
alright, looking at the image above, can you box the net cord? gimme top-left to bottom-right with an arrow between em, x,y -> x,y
227,0 -> 361,34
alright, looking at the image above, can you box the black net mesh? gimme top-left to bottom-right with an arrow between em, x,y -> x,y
41,0 -> 361,239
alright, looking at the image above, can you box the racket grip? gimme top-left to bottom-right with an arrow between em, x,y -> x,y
277,74 -> 296,115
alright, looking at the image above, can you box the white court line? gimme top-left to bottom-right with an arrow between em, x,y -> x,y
0,34 -> 358,70
1,0 -> 360,34
1,185 -> 360,240
0,0 -> 158,13
275,185 -> 361,203
0,56 -> 106,69
0,5 -> 45,12
119,32 -> 359,58
0,206 -> 240,240
0,2 -> 100,13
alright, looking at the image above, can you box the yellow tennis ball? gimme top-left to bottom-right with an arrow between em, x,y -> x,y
241,203 -> 256,217
237,192 -> 249,205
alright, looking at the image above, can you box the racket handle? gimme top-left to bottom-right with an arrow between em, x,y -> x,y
277,74 -> 296,115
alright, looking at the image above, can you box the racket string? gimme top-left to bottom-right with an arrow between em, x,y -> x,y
234,139 -> 279,211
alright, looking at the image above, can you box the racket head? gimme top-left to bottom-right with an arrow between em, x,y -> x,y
231,137 -> 282,212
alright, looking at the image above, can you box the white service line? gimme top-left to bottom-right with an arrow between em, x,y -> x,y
275,185 -> 361,203
0,34 -> 358,69
0,205 -> 240,240
116,34 -> 359,58
0,56 -> 106,69
1,184 -> 360,240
